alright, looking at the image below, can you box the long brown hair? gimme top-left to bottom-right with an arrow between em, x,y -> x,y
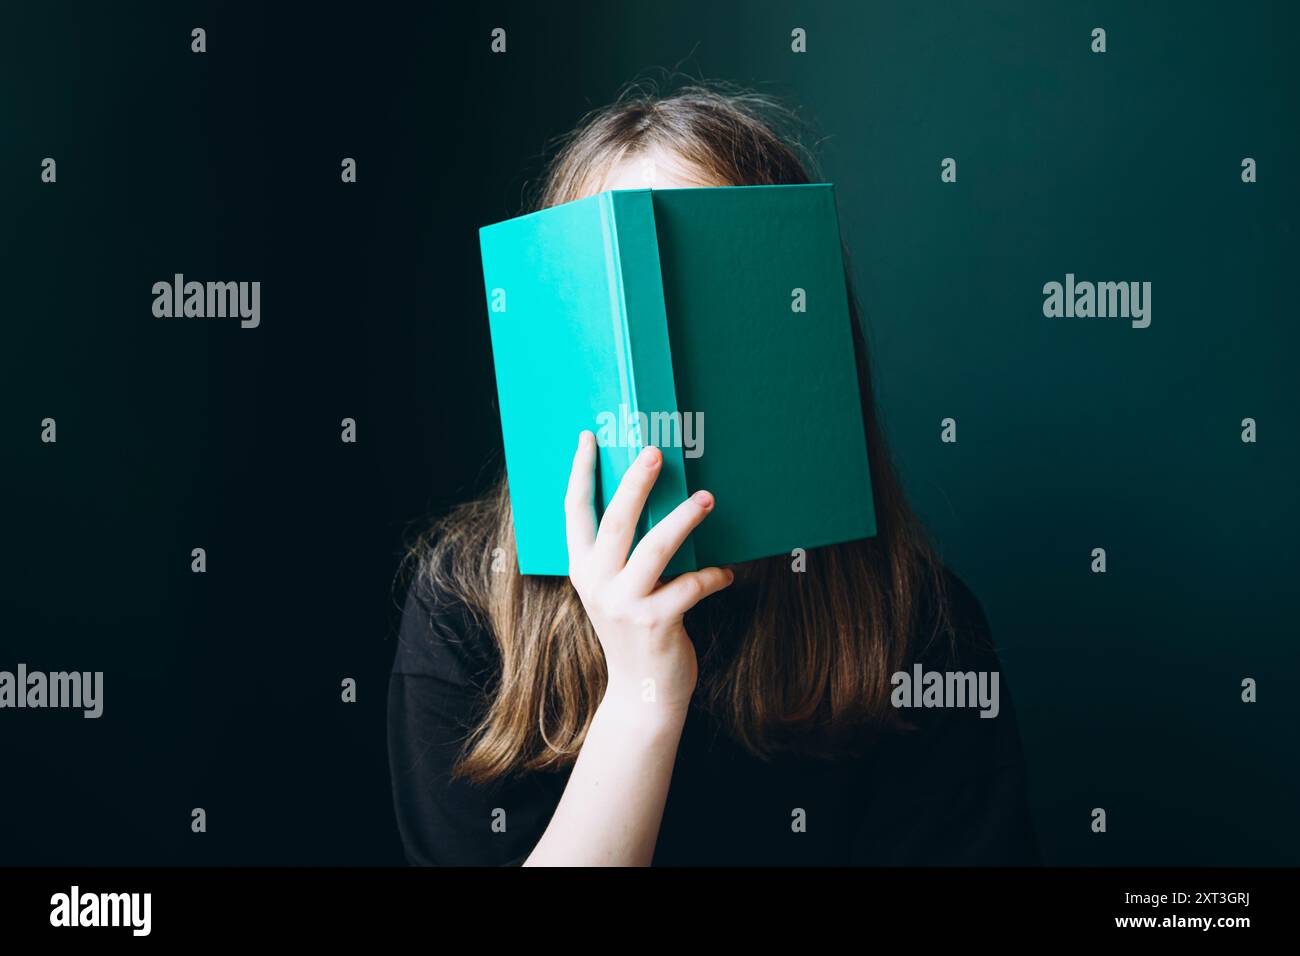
416,83 -> 952,784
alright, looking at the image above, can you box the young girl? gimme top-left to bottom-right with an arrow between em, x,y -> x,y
388,86 -> 1039,866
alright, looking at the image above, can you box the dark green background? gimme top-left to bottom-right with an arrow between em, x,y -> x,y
2,0 -> 1295,865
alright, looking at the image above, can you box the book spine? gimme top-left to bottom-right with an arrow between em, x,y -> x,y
608,191 -> 697,574
598,193 -> 643,470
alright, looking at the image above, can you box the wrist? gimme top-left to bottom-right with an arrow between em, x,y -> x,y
597,684 -> 691,738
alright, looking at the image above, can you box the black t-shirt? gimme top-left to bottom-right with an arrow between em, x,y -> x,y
386,564 -> 1040,866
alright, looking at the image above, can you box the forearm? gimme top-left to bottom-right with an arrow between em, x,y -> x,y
523,696 -> 687,866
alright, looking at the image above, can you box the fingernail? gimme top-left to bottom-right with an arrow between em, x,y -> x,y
642,446 -> 661,469
692,490 -> 713,508
579,430 -> 593,448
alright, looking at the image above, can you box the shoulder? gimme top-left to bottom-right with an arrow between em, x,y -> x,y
915,565 -> 996,673
391,548 -> 499,691
901,565 -> 1027,768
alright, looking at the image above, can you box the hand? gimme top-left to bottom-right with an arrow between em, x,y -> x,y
564,430 -> 734,724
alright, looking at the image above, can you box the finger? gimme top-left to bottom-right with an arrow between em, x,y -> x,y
622,489 -> 716,592
564,430 -> 598,564
592,445 -> 662,568
649,566 -> 736,618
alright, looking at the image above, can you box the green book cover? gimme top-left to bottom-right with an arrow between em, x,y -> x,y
479,184 -> 876,576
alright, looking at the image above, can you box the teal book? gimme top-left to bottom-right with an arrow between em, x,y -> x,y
479,184 -> 876,576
